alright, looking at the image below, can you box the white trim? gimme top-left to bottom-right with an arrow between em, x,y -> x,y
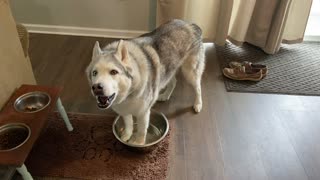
304,35 -> 320,42
23,24 -> 149,38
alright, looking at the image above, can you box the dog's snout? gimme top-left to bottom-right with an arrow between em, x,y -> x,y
92,83 -> 104,95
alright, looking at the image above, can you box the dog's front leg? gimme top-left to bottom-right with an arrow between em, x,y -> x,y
129,109 -> 150,145
121,114 -> 133,142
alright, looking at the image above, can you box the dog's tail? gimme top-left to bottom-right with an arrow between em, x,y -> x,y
191,23 -> 203,39
186,23 -> 203,53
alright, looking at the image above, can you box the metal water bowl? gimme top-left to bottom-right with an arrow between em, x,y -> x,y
0,123 -> 31,152
113,110 -> 169,150
14,91 -> 51,113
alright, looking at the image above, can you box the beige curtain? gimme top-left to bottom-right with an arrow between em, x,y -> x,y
157,0 -> 313,54
0,0 -> 36,109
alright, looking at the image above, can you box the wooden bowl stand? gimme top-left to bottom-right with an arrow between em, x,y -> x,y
0,84 -> 73,180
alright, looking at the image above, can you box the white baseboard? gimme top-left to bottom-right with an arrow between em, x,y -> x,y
23,24 -> 149,38
304,35 -> 320,42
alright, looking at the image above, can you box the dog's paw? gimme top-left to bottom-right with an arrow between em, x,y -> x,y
121,131 -> 132,142
193,103 -> 202,113
128,134 -> 146,145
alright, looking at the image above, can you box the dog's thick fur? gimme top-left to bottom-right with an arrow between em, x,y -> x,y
86,19 -> 205,145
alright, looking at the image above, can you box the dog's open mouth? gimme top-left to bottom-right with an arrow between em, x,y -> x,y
96,93 -> 116,109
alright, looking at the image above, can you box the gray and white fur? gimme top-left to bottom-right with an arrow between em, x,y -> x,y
86,19 -> 205,145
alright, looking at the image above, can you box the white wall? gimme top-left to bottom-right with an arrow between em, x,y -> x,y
9,0 -> 156,36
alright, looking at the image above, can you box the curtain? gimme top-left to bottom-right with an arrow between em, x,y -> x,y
157,0 -> 313,54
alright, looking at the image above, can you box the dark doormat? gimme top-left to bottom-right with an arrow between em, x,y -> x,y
217,41 -> 320,96
25,112 -> 171,180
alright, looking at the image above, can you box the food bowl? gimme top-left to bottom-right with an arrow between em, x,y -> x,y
14,91 -> 51,113
113,110 -> 169,150
0,123 -> 31,152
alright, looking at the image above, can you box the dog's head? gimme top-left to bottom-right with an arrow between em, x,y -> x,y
86,40 -> 133,109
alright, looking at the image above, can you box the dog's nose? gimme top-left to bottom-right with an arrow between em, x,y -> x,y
92,83 -> 103,90
92,83 -> 103,95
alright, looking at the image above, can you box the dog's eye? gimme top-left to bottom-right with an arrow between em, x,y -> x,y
110,70 -> 118,75
92,70 -> 98,76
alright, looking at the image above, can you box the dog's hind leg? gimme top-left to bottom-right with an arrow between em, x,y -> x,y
121,114 -> 133,142
157,76 -> 177,101
181,44 -> 205,113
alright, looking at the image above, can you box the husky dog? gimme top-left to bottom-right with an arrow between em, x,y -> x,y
86,19 -> 205,145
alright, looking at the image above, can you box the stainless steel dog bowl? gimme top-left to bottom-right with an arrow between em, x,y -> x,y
113,110 -> 169,149
14,91 -> 51,113
0,123 -> 31,152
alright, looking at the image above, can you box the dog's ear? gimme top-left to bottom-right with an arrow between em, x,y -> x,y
115,40 -> 129,63
93,41 -> 102,59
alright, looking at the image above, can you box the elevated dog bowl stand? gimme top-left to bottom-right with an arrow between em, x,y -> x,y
0,84 -> 73,180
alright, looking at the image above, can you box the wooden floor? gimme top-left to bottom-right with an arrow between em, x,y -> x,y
27,34 -> 320,180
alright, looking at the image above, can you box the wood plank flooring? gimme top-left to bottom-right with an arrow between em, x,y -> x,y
25,34 -> 320,180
